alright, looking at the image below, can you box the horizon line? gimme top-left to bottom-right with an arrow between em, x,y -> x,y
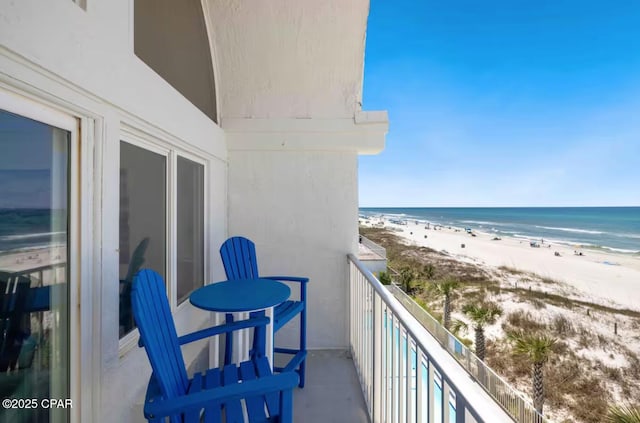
359,205 -> 640,208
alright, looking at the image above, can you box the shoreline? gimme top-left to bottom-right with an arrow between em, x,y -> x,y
0,245 -> 67,274
361,216 -> 640,311
359,210 -> 640,256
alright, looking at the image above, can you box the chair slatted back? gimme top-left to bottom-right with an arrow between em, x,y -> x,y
220,237 -> 259,280
0,272 -> 32,372
132,270 -> 190,405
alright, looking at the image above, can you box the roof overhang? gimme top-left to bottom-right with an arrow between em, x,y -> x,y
223,111 -> 388,155
204,0 -> 372,120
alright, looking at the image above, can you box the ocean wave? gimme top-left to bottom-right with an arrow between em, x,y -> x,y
581,245 -> 640,254
605,247 -> 640,254
535,226 -> 603,235
507,236 -> 638,254
0,231 -> 66,241
378,213 -> 410,219
461,220 -> 507,226
613,233 -> 640,240
512,235 -> 583,246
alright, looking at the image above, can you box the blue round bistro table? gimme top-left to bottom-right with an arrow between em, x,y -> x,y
189,278 -> 290,368
190,278 -> 290,312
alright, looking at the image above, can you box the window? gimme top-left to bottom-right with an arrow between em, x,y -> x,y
176,156 -> 205,304
118,141 -> 166,338
0,108 -> 72,422
118,139 -> 207,339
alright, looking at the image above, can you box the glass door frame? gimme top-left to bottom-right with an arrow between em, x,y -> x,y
0,87 -> 87,423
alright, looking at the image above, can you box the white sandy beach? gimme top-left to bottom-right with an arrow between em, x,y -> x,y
363,217 -> 640,420
363,217 -> 640,311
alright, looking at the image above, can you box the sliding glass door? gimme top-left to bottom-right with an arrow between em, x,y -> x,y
0,106 -> 74,423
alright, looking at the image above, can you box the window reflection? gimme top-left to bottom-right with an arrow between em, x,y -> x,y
176,157 -> 204,304
119,142 -> 166,338
0,109 -> 70,423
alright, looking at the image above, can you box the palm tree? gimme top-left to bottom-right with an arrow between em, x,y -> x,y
423,263 -> 436,280
509,332 -> 556,415
399,267 -> 415,294
607,405 -> 640,423
431,279 -> 459,330
458,302 -> 502,361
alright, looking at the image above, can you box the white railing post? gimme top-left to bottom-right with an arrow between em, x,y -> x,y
416,354 -> 424,423
373,293 -> 382,422
443,383 -> 451,423
428,363 -> 435,423
398,327 -> 405,423
391,313 -> 397,423
406,336 -> 415,423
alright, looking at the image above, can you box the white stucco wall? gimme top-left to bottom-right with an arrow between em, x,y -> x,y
0,0 -> 226,160
206,0 -> 370,119
361,259 -> 388,275
228,149 -> 359,349
224,117 -> 387,350
211,0 -> 387,350
0,1 -> 227,422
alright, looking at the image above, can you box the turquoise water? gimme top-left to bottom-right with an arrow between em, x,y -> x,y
360,207 -> 640,254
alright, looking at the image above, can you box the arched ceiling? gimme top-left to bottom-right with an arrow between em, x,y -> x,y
204,0 -> 370,120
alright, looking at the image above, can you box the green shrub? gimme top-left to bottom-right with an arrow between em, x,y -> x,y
378,271 -> 392,285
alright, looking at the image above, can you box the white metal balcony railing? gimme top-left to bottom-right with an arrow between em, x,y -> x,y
387,285 -> 549,423
348,254 -> 547,423
12,262 -> 67,287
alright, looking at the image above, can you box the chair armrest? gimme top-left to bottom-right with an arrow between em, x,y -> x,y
138,316 -> 270,347
178,315 -> 270,346
263,276 -> 309,283
263,276 -> 308,304
144,371 -> 299,419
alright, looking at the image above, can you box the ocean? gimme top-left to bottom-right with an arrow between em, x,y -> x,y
359,207 -> 640,254
0,208 -> 67,254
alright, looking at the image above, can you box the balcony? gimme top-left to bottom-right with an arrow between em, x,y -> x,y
358,235 -> 388,275
334,254 -> 548,423
1,253 -> 545,422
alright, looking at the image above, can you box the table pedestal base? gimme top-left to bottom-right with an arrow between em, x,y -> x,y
208,308 -> 275,370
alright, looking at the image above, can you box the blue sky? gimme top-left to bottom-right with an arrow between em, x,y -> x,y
0,110 -> 67,209
360,0 -> 640,207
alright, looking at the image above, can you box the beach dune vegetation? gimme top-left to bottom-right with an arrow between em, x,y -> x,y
399,267 -> 417,294
423,263 -> 436,280
378,270 -> 392,285
508,331 -> 556,415
606,405 -> 640,423
454,302 -> 502,361
360,225 -> 640,421
430,278 -> 460,330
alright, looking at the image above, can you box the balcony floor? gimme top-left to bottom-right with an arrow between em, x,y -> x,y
289,349 -> 370,423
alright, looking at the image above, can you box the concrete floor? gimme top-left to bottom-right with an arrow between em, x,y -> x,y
289,350 -> 370,423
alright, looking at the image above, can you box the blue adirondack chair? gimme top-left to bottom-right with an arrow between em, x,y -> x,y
220,237 -> 307,388
131,269 -> 298,423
